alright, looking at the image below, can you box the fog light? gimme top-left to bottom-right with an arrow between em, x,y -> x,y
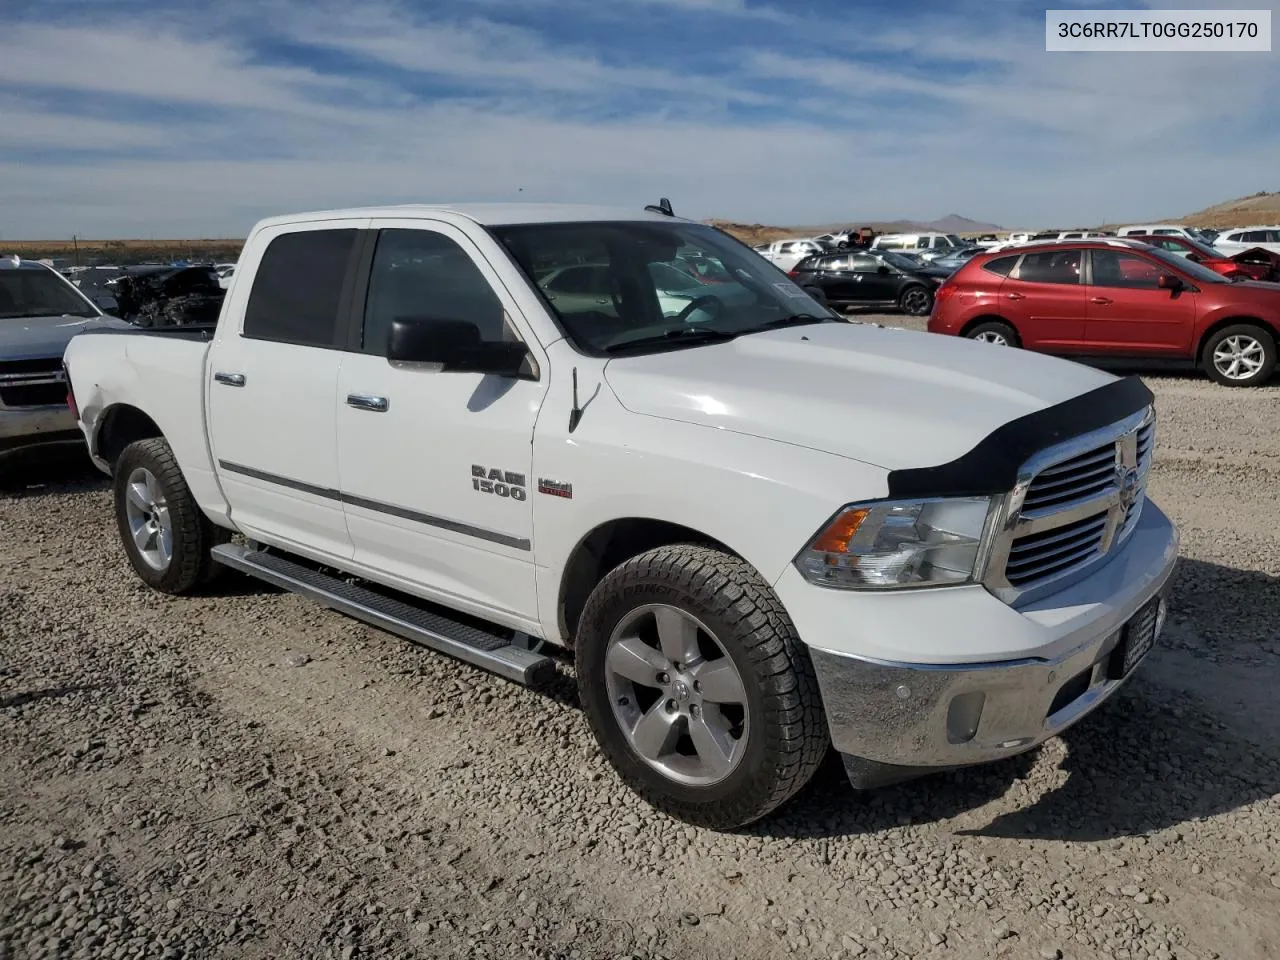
946,691 -> 985,744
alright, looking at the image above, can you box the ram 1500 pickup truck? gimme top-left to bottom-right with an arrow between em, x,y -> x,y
64,203 -> 1179,829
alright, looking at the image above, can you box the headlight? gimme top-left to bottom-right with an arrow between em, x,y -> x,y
794,497 -> 998,589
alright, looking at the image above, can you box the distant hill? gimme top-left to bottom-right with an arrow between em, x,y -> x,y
1180,191 -> 1280,229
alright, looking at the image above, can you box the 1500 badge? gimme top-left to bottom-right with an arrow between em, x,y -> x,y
471,465 -> 527,501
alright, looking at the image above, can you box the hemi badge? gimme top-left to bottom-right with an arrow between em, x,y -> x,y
537,479 -> 573,499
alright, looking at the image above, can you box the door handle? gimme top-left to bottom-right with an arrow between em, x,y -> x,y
213,372 -> 246,387
1091,296 -> 1114,305
595,298 -> 610,305
1006,292 -> 1025,301
346,394 -> 389,412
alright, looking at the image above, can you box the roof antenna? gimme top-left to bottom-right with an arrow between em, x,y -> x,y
644,197 -> 674,217
568,367 -> 583,433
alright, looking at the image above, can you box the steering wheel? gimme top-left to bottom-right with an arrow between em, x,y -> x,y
675,295 -> 724,324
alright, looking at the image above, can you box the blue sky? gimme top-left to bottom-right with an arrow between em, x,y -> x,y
1,0 -> 1276,238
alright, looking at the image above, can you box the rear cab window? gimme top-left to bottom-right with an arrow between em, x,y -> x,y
243,228 -> 359,348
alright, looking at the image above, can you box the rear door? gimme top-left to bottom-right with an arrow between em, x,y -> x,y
1083,249 -> 1196,355
334,220 -> 548,625
205,220 -> 365,560
997,249 -> 1086,351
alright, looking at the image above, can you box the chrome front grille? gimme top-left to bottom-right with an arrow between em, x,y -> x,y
0,359 -> 66,410
986,407 -> 1155,604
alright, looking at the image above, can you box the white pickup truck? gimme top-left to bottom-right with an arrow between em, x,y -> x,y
64,202 -> 1178,829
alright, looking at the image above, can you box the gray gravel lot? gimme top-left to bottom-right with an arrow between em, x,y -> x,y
2,315 -> 1279,960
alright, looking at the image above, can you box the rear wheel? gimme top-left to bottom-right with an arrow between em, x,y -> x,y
1202,324 -> 1276,387
575,545 -> 828,829
899,285 -> 933,316
113,437 -> 228,594
965,320 -> 1020,347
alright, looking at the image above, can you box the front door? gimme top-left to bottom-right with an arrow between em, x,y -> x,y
848,253 -> 898,304
335,221 -> 549,627
1083,249 -> 1196,355
206,222 -> 364,561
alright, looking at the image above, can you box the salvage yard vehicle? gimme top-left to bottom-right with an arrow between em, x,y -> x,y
64,203 -> 1178,829
1,254 -> 129,460
929,237 -> 1280,386
788,249 -> 949,315
1128,233 -> 1280,283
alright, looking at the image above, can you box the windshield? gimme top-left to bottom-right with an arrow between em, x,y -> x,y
492,221 -> 834,355
0,268 -> 98,319
1143,247 -> 1230,284
879,252 -> 923,271
1178,237 -> 1233,260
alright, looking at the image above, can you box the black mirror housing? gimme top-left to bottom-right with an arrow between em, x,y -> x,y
876,265 -> 891,275
387,317 -> 529,377
1156,274 -> 1183,290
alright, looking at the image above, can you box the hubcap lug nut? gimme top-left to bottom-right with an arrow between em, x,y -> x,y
665,699 -> 677,712
658,672 -> 670,684
690,704 -> 701,719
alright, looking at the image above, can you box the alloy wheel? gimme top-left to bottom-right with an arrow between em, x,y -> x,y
603,604 -> 749,787
1212,335 -> 1265,381
123,467 -> 173,571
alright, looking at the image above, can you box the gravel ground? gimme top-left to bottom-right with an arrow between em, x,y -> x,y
2,316 -> 1279,960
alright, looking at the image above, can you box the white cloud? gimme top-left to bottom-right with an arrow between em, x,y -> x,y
0,1 -> 1276,237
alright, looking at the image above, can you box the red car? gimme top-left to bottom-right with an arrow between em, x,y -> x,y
1127,233 -> 1279,283
928,239 -> 1280,386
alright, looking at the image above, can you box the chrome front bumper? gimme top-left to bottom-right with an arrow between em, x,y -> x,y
0,405 -> 81,454
808,504 -> 1179,784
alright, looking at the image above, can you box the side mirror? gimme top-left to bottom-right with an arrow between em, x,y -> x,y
387,317 -> 530,377
1185,253 -> 1202,263
1157,274 -> 1183,290
93,294 -> 120,315
876,265 -> 891,275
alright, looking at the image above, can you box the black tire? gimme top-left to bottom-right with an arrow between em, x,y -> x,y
1201,323 -> 1277,387
112,437 -> 229,594
965,319 -> 1020,347
575,544 -> 828,829
898,285 -> 934,316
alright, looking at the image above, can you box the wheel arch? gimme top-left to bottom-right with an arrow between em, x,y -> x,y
959,314 -> 1018,339
95,403 -> 164,469
557,517 -> 739,645
1195,315 -> 1277,363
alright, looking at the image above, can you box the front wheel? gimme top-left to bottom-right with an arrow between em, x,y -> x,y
113,437 -> 228,594
898,285 -> 934,316
1202,324 -> 1277,386
575,545 -> 828,829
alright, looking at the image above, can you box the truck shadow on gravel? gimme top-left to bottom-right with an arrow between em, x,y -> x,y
0,445 -> 104,495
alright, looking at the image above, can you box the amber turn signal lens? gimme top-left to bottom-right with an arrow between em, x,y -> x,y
809,508 -> 869,554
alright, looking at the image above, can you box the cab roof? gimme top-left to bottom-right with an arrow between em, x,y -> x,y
250,202 -> 692,232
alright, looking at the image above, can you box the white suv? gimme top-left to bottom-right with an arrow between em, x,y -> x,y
870,233 -> 963,261
1211,226 -> 1280,256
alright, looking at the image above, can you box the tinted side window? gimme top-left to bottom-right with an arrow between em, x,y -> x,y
1240,231 -> 1265,243
362,229 -> 507,355
851,254 -> 881,272
1015,250 -> 1082,284
981,256 -> 1018,277
244,229 -> 357,347
1090,251 -> 1163,289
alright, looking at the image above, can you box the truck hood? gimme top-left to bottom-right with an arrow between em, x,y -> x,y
1,314 -> 133,362
603,322 -> 1116,471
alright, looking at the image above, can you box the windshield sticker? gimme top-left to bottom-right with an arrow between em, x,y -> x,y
774,282 -> 812,300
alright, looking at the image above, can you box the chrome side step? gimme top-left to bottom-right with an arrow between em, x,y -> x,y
211,543 -> 556,686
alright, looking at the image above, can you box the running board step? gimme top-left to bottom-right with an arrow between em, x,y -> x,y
211,543 -> 556,686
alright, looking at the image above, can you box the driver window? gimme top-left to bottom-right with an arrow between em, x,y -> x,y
850,254 -> 881,273
362,229 -> 509,355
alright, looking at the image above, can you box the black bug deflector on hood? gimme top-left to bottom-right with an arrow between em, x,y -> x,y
886,376 -> 1155,499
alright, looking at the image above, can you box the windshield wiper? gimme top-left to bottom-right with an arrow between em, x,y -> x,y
604,326 -> 739,354
751,313 -> 832,331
